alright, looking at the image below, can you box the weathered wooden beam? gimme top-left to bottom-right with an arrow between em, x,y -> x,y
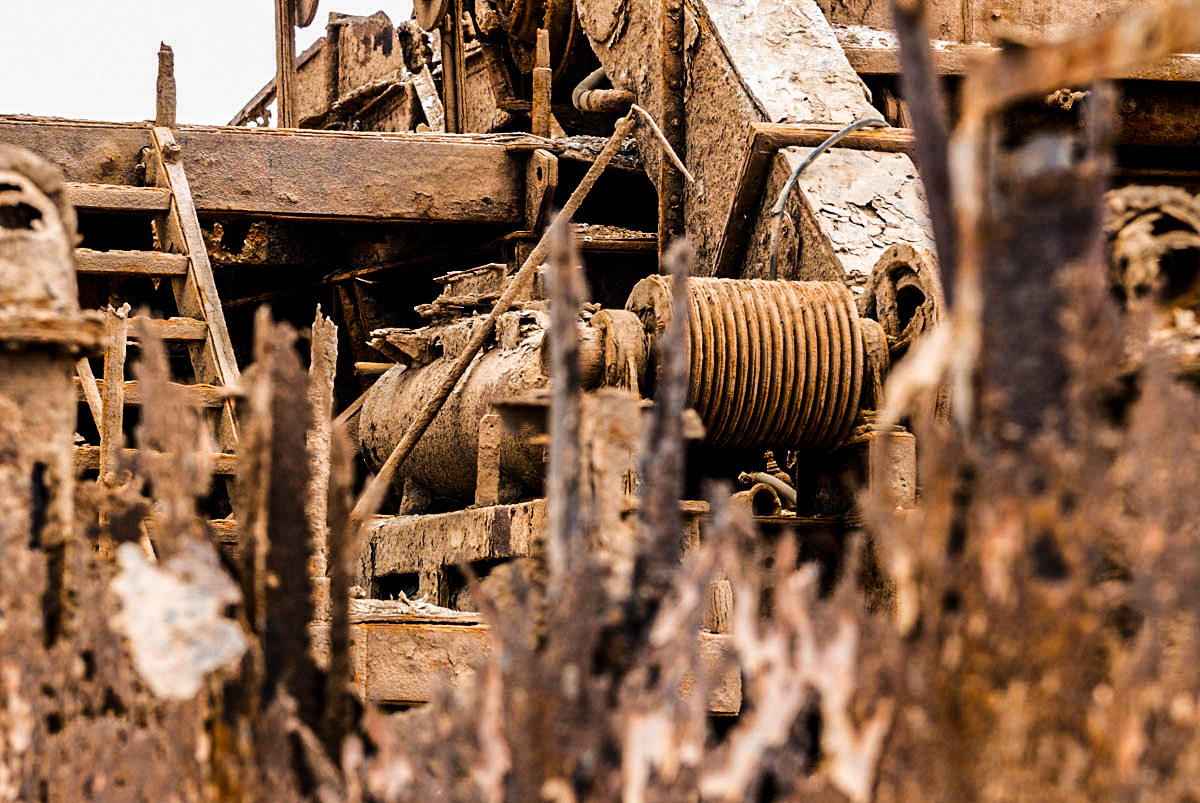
74,248 -> 189,277
838,35 -> 1200,82
73,445 -> 238,475
369,500 -> 545,578
73,379 -> 226,408
0,117 -> 528,223
345,622 -> 741,714
130,316 -> 210,343
367,498 -> 712,580
275,0 -> 298,128
66,183 -> 173,212
99,307 -> 130,484
753,122 -> 915,154
156,43 -> 177,127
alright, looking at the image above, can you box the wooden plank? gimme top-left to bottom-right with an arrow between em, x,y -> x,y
753,122 -> 915,154
130,316 -> 209,343
74,445 -> 237,475
274,0 -> 298,128
75,359 -> 103,429
0,117 -> 528,223
74,248 -> 189,277
0,117 -> 151,185
369,499 -> 546,578
351,622 -> 740,713
151,127 -> 242,389
74,379 -> 226,408
99,308 -> 130,483
173,127 -> 524,223
149,127 -> 242,459
66,183 -> 173,212
839,36 -> 1200,81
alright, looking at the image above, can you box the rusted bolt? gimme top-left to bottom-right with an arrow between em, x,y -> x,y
162,142 -> 183,164
672,117 -> 682,127
991,8 -> 1002,19
670,194 -> 681,204
1121,97 -> 1138,114
670,41 -> 682,51
669,79 -> 682,89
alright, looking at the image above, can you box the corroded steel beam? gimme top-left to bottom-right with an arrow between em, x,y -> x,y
0,116 -> 532,223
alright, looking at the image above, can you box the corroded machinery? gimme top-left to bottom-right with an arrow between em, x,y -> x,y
5,0 -> 1200,713
358,269 -> 889,508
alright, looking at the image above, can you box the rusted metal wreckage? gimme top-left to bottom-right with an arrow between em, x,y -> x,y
4,0 -> 1200,720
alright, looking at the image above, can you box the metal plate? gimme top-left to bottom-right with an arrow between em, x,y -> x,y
415,0 -> 450,30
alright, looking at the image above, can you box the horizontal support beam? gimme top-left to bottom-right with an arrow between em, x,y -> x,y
74,379 -> 226,407
838,35 -> 1200,82
66,183 -> 173,212
74,445 -> 237,475
368,499 -> 710,580
752,123 -> 914,154
1,116 -> 537,224
75,248 -> 190,277
338,621 -> 741,714
130,316 -> 210,342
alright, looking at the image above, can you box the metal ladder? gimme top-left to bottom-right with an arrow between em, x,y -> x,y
70,126 -> 240,535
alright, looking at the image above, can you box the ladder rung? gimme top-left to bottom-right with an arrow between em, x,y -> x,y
75,248 -> 189,277
67,182 -> 173,213
131,316 -> 209,343
73,445 -> 237,475
74,379 -> 226,408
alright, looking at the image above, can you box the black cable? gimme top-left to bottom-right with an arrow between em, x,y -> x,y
768,117 -> 887,280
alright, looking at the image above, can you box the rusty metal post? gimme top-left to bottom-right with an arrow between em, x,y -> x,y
440,0 -> 467,133
325,15 -> 346,127
0,145 -> 104,548
275,0 -> 297,128
532,29 -> 553,138
659,0 -> 687,255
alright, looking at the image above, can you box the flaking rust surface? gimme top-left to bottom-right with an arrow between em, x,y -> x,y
577,0 -> 934,279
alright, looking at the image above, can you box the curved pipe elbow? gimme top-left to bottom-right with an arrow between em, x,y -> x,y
572,67 -> 634,114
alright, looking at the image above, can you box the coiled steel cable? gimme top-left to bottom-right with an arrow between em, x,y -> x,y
626,277 -> 864,452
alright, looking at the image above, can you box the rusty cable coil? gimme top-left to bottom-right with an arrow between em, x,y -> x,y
626,277 -> 864,452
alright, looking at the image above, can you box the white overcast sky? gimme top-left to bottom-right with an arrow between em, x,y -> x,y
0,1 -> 413,126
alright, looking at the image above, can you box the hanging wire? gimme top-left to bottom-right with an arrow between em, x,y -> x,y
768,117 -> 888,280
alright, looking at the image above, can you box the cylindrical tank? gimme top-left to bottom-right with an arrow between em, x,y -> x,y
359,331 -> 549,500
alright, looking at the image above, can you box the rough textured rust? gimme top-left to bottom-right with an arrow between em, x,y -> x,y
359,325 -> 550,500
10,0 -> 1200,797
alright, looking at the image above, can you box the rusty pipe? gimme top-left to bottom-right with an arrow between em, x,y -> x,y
737,471 -> 797,507
572,67 -> 634,114
731,482 -> 784,517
